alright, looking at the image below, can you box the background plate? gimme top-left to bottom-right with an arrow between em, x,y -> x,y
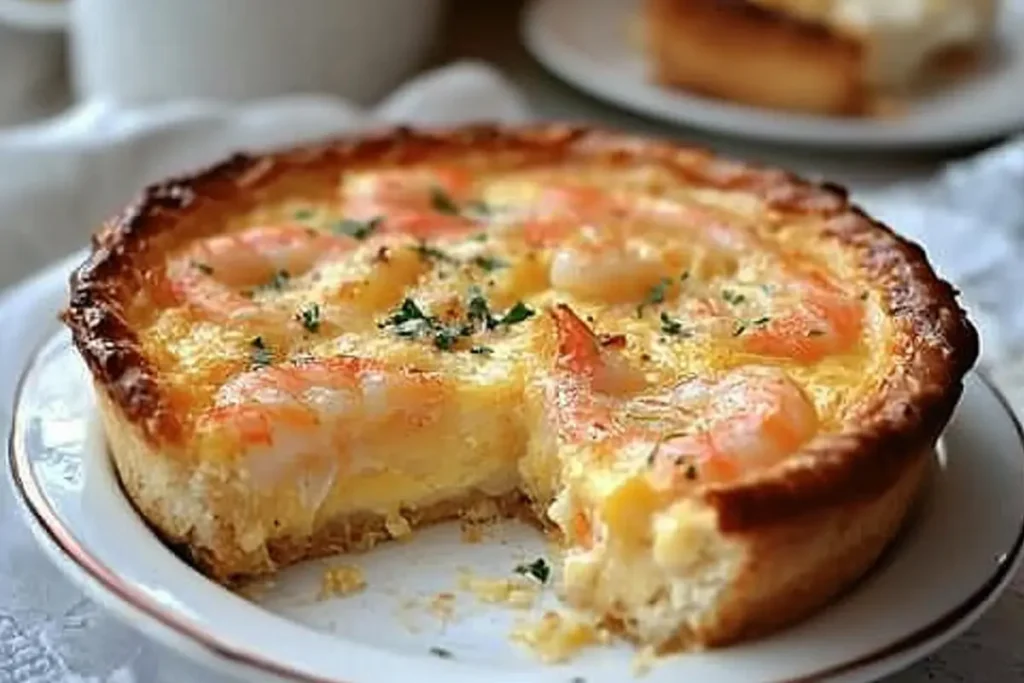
522,0 -> 1024,148
10,332 -> 1024,682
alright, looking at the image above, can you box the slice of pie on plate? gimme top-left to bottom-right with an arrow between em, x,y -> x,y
62,125 -> 978,650
641,0 -> 999,116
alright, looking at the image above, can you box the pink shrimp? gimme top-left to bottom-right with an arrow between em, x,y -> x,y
199,355 -> 450,474
165,223 -> 355,323
548,305 -> 819,487
341,167 -> 478,239
740,271 -> 864,363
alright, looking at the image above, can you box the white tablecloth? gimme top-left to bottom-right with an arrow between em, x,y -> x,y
0,61 -> 1022,683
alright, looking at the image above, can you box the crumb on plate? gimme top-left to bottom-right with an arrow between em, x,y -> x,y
457,570 -> 539,609
510,611 -> 611,664
318,564 -> 366,599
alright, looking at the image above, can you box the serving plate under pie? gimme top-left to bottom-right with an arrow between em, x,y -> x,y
9,329 -> 1024,683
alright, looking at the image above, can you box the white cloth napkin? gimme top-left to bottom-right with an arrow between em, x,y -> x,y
1,58 -> 1023,682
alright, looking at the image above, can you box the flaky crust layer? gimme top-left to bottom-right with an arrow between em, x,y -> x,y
63,124 -> 978,645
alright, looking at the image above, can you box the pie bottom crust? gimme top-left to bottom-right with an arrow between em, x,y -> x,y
96,380 -> 929,648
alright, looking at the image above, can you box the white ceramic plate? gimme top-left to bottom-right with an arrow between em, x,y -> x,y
9,331 -> 1024,683
522,0 -> 1024,148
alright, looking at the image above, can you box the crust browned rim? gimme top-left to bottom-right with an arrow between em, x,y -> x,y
59,123 -> 979,533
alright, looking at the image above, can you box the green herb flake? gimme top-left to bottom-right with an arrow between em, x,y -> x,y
412,242 -> 459,264
499,301 -> 535,327
722,289 -> 746,306
514,557 -> 551,584
190,260 -> 214,276
467,288 -> 497,329
298,303 -> 321,333
859,291 -> 870,301
680,270 -> 690,282
334,216 -> 382,240
380,298 -> 431,338
471,232 -> 489,242
470,345 -> 494,356
433,323 -> 473,352
660,312 -> 683,336
684,464 -> 699,480
249,337 -> 273,368
293,208 -> 315,221
637,277 -> 672,318
472,255 -> 509,272
751,316 -> 771,326
430,186 -> 460,215
429,646 -> 454,659
732,323 -> 747,337
260,269 -> 291,292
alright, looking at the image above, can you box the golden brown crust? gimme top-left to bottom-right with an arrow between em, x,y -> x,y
63,124 -> 978,543
643,0 -> 867,115
695,447 -> 929,646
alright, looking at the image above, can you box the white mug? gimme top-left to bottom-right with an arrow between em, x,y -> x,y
68,0 -> 446,106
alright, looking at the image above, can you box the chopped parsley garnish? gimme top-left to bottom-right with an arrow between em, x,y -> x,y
432,324 -> 470,351
429,646 -> 454,659
660,312 -> 686,336
859,291 -> 870,301
514,558 -> 551,584
249,337 -> 273,368
260,269 -> 291,292
430,186 -> 460,215
190,260 -> 214,275
293,208 -> 315,221
680,270 -> 690,282
470,232 -> 489,242
381,298 -> 432,338
499,301 -> 535,326
470,345 -> 493,355
721,289 -> 746,306
637,277 -> 672,318
298,303 -> 321,333
684,464 -> 699,480
472,255 -> 509,272
732,323 -> 747,337
333,216 -> 382,240
467,289 -> 496,329
412,242 -> 459,264
751,316 -> 771,326
380,291 -> 533,352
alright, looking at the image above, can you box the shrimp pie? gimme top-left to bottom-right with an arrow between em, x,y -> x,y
63,125 -> 978,649
642,0 -> 998,116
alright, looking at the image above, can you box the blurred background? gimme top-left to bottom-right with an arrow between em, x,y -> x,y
0,0 -> 1018,187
